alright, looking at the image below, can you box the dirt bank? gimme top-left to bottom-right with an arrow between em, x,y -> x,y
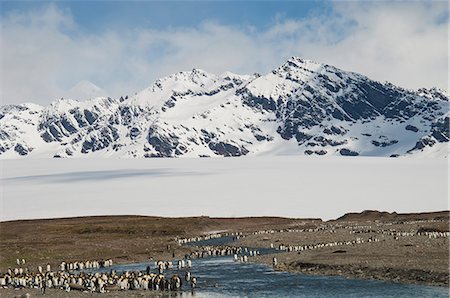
239,211 -> 449,287
0,215 -> 315,272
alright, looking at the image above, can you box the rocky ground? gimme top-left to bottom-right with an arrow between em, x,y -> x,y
235,211 -> 449,286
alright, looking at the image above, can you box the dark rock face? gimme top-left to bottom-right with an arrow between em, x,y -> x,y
14,143 -> 29,156
295,131 -> 313,144
405,125 -> 419,132
83,110 -> 98,125
324,126 -> 347,136
431,130 -> 448,142
200,129 -> 216,144
338,98 -> 377,120
71,109 -> 89,128
358,81 -> 401,111
340,148 -> 359,156
81,126 -> 119,154
60,117 -> 78,134
41,131 -> 55,143
48,124 -> 64,141
406,116 -> 449,154
371,140 -> 399,147
119,106 -> 140,126
254,134 -> 266,141
147,127 -> 179,157
241,91 -> 277,113
129,127 -> 140,140
39,113 -> 82,143
408,137 -> 437,153
430,116 -> 449,142
0,130 -> 10,141
208,142 -> 249,157
311,136 -> 347,147
315,150 -> 327,155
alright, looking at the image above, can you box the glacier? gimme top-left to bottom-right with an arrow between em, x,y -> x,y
1,156 -> 448,221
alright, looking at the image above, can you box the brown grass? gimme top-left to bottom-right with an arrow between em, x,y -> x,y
0,215 -> 315,271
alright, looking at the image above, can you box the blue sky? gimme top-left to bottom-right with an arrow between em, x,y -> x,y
2,1 -> 329,32
1,1 -> 448,104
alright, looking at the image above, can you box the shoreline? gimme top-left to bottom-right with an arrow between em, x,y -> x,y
251,256 -> 448,287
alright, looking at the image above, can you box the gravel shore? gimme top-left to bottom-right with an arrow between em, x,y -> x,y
237,214 -> 449,287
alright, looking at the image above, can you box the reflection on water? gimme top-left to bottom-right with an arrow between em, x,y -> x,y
86,256 -> 447,298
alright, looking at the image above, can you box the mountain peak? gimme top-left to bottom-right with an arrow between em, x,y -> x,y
284,56 -> 323,70
66,80 -> 108,101
49,97 -> 79,111
190,68 -> 208,75
220,71 -> 253,82
271,56 -> 325,80
287,56 -> 318,64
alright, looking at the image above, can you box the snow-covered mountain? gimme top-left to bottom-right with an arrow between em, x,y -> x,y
66,80 -> 108,101
1,57 -> 448,159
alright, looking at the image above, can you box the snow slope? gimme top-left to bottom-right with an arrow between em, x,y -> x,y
1,157 -> 447,221
0,57 -> 448,159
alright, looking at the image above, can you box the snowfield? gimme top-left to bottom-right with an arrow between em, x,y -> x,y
1,156 -> 447,221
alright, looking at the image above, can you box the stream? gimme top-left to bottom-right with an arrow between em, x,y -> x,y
80,236 -> 448,297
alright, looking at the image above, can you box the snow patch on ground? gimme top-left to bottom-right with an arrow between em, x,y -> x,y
1,157 -> 447,221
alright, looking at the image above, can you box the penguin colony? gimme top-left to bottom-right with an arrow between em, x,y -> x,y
0,258 -> 197,294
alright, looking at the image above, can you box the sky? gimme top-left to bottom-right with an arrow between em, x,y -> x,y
1,1 -> 448,105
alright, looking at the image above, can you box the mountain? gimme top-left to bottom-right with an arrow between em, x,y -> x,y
66,80 -> 108,101
0,57 -> 448,159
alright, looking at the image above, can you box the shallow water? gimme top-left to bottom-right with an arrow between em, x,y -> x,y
80,236 -> 449,297
86,256 -> 448,298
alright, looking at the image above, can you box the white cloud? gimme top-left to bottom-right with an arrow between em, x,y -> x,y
1,2 -> 448,105
299,2 -> 449,92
